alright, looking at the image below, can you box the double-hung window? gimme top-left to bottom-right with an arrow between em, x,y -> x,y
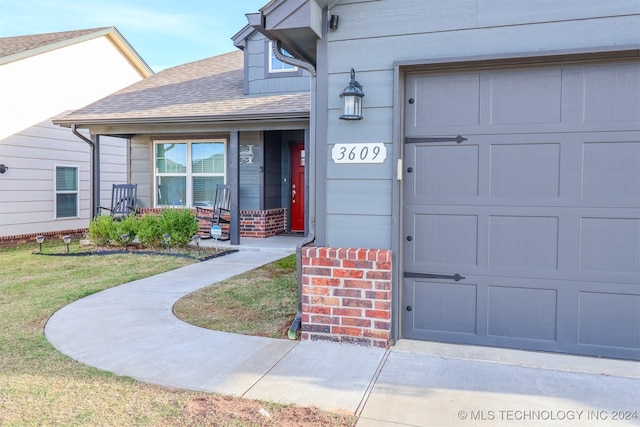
155,140 -> 225,207
268,41 -> 298,73
55,165 -> 79,218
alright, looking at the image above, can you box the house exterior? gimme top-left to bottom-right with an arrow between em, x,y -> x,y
250,0 -> 640,360
54,29 -> 310,242
0,28 -> 152,244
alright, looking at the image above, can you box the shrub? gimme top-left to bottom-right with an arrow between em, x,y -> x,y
136,214 -> 161,248
159,209 -> 199,248
113,215 -> 138,246
89,215 -> 116,246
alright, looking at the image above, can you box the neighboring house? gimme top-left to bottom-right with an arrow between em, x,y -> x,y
0,28 -> 152,244
54,30 -> 310,241
247,0 -> 640,360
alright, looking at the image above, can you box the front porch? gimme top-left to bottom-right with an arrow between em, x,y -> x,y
194,233 -> 299,253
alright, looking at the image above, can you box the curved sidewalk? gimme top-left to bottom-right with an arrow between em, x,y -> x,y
45,249 -> 387,414
45,248 -> 640,426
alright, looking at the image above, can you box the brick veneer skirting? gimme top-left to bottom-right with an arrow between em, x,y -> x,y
301,247 -> 392,348
141,207 -> 286,239
240,208 -> 286,238
0,229 -> 88,248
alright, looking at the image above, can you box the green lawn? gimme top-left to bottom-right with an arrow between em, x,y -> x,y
174,254 -> 298,338
0,242 -> 353,426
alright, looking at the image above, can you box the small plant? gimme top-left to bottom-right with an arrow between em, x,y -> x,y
136,214 -> 161,248
88,215 -> 116,246
114,215 -> 138,246
159,208 -> 199,248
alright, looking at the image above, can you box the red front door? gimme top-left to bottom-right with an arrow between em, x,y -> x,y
290,143 -> 305,232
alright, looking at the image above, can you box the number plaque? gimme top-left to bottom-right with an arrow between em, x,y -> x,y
331,143 -> 387,164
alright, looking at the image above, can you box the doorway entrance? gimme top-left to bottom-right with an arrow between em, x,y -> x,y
290,142 -> 305,232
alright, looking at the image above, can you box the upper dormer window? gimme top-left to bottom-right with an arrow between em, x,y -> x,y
269,41 -> 298,73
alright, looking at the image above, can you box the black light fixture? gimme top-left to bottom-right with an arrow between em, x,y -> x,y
0,164 -> 8,174
329,14 -> 339,30
339,68 -> 364,120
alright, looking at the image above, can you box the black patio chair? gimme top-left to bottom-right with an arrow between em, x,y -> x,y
197,184 -> 230,240
98,184 -> 137,220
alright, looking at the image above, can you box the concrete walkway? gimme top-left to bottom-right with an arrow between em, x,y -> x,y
45,240 -> 640,426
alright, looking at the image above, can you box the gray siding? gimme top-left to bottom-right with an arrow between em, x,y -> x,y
239,131 -> 263,210
321,0 -> 640,249
245,32 -> 310,95
130,135 -> 153,208
264,131 -> 283,210
0,118 -> 127,237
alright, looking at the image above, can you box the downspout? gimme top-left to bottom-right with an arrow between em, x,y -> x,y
71,125 -> 100,220
272,41 -> 318,340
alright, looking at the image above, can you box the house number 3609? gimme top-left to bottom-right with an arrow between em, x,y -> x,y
331,143 -> 387,164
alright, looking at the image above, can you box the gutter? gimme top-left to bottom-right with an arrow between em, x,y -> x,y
271,40 -> 318,340
53,110 -> 310,128
71,125 -> 99,220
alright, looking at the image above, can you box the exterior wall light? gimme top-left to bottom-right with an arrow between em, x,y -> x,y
339,68 -> 364,120
0,164 -> 8,174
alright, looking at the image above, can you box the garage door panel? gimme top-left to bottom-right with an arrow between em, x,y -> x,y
490,143 -> 561,197
580,217 -> 640,274
406,279 -> 477,335
406,73 -> 481,129
487,286 -> 557,341
409,212 -> 478,267
409,144 -> 479,197
579,292 -> 640,349
403,61 -> 640,359
583,62 -> 640,124
582,141 -> 640,199
489,68 -> 563,125
406,204 -> 639,283
489,215 -> 559,269
405,276 -> 639,355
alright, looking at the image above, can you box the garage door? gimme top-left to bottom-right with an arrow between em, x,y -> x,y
402,60 -> 640,360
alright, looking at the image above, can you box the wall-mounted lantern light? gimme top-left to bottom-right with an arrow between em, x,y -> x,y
0,164 -> 8,174
329,14 -> 339,30
339,68 -> 364,120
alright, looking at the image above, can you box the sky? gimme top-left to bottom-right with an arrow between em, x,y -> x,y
0,0 -> 269,72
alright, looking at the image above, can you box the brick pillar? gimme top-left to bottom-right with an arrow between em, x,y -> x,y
301,247 -> 392,348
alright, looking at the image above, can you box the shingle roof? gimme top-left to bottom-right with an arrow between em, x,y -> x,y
0,27 -> 153,76
55,50 -> 310,127
0,28 -> 110,59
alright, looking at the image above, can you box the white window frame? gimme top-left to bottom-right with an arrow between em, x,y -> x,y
54,164 -> 79,219
268,41 -> 298,74
153,139 -> 226,208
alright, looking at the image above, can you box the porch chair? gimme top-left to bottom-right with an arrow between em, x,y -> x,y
197,184 -> 231,240
98,184 -> 137,220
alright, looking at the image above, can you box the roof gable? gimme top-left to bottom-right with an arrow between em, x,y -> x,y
0,27 -> 153,77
